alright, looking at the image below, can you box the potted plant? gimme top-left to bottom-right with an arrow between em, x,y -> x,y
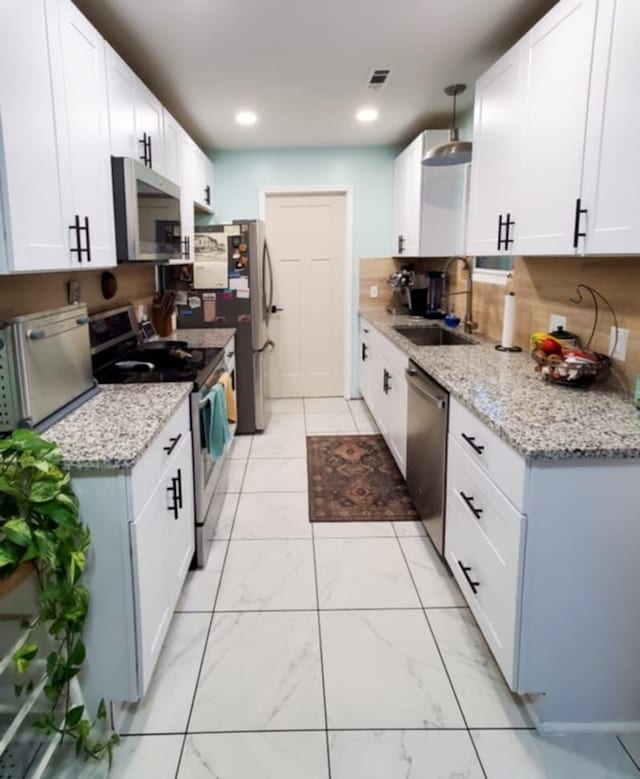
0,428 -> 117,762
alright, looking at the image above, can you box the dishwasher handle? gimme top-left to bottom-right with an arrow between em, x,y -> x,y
405,367 -> 447,410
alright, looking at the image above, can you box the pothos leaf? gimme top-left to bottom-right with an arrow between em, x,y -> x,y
69,639 -> 86,666
14,642 -> 38,673
2,517 -> 32,547
65,705 -> 85,728
29,481 -> 59,503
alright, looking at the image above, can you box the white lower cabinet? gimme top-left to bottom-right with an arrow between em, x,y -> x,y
447,396 -> 640,729
74,398 -> 194,712
359,318 -> 408,476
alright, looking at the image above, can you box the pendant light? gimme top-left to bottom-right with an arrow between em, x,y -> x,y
422,84 -> 472,167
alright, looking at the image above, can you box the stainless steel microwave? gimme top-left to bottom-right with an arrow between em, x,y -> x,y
111,157 -> 185,262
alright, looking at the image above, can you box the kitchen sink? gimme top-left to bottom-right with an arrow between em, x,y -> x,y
393,326 -> 474,346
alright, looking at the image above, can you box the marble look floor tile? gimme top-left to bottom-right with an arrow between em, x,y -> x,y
393,520 -> 427,537
305,412 -> 357,434
304,397 -> 350,413
233,492 -> 311,539
400,536 -> 466,607
471,730 -> 639,779
214,459 -> 247,494
619,734 -> 640,767
267,398 -> 305,413
353,411 -> 379,434
190,611 -> 324,731
264,413 -> 306,434
321,610 -> 464,729
204,492 -> 240,541
243,458 -> 308,493
250,432 -> 307,459
315,538 -> 420,608
428,608 -> 531,728
347,399 -> 368,414
329,730 -> 484,779
216,540 -> 316,610
114,613 -> 210,734
229,435 -> 253,459
176,540 -> 228,612
45,734 -> 184,779
312,521 -> 394,538
179,732 -> 329,779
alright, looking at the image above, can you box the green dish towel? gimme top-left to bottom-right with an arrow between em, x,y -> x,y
202,383 -> 230,459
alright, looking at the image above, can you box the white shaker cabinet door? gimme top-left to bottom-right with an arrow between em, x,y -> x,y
516,0 -> 598,255
105,45 -> 139,160
582,0 -> 640,254
466,43 -> 525,257
50,0 -> 115,268
136,84 -> 165,175
179,132 -> 197,261
392,149 -> 407,256
0,0 -> 69,272
164,433 -> 195,608
163,110 -> 181,187
402,133 -> 424,257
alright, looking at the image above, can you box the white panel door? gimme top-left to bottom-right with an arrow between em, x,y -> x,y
402,133 -> 424,257
105,45 -> 138,159
516,0 -> 598,255
392,150 -> 407,256
51,0 -> 115,268
265,192 -> 347,397
178,132 -> 196,261
582,0 -> 640,254
164,433 -> 195,607
163,110 -> 181,186
0,0 -> 69,272
466,43 -> 525,256
135,83 -> 164,174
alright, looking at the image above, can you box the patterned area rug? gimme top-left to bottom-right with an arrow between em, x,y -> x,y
306,435 -> 418,523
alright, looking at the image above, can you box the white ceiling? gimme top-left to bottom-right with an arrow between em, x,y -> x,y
74,0 -> 557,151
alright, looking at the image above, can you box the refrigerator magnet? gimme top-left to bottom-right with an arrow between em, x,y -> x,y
214,316 -> 227,324
187,295 -> 202,309
237,314 -> 251,323
221,291 -> 233,300
202,293 -> 216,322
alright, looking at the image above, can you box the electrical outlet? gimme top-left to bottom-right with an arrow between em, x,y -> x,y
610,327 -> 629,361
369,285 -> 379,299
549,314 -> 567,331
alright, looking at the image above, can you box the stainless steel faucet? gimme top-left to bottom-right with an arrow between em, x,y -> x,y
441,256 -> 477,334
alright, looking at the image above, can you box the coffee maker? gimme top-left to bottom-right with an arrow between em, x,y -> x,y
387,267 -> 444,318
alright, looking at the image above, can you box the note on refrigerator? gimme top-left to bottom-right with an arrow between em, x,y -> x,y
223,225 -> 241,236
202,293 -> 216,322
236,288 -> 250,299
229,276 -> 249,291
194,261 -> 228,289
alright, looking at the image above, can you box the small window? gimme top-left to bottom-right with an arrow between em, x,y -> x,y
473,255 -> 515,284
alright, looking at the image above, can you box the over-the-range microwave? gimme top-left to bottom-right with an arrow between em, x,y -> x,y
111,157 -> 185,262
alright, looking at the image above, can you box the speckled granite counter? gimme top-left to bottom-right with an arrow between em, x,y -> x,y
360,311 -> 640,461
46,384 -> 192,470
173,328 -> 235,349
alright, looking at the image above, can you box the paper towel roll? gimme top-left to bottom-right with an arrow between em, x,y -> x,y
501,293 -> 517,349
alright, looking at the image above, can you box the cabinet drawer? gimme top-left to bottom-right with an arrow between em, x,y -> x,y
377,329 -> 409,377
131,397 -> 191,517
448,436 -> 523,570
449,397 -> 526,510
445,491 -> 524,686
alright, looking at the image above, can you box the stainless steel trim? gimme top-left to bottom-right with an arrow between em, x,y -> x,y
88,305 -> 138,356
405,368 -> 447,409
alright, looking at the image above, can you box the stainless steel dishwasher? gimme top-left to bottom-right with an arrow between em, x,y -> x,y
405,360 -> 449,556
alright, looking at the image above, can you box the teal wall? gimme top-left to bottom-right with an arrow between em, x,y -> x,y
210,145 -> 396,395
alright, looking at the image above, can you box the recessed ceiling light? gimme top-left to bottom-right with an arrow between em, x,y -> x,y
236,110 -> 257,126
356,107 -> 379,123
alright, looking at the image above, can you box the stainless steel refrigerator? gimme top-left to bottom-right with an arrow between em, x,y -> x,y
173,219 -> 275,434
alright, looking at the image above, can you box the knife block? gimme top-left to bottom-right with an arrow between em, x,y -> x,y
151,306 -> 174,337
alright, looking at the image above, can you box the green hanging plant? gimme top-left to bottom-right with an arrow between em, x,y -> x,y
0,428 -> 118,763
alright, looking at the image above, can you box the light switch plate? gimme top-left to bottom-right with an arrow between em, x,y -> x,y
370,285 -> 379,299
610,327 -> 629,361
549,314 -> 567,331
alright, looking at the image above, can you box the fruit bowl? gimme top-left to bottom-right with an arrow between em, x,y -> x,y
531,347 -> 611,387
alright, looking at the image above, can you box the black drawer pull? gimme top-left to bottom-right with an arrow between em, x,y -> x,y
383,368 -> 391,394
163,433 -> 182,455
461,433 -> 484,455
460,491 -> 483,519
497,214 -> 505,251
573,197 -> 587,249
176,467 -> 183,510
167,478 -> 179,519
457,560 -> 480,594
362,342 -> 368,361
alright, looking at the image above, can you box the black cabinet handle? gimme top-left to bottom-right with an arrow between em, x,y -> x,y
70,214 -> 82,262
504,212 -> 515,249
182,236 -> 190,259
83,216 -> 92,263
383,368 -> 391,394
167,478 -> 179,519
139,132 -> 152,167
176,467 -> 183,510
461,433 -> 484,455
226,350 -> 235,358
363,328 -> 369,334
573,197 -> 587,249
398,235 -> 405,254
362,342 -> 368,361
204,185 -> 211,205
497,214 -> 505,251
457,560 -> 480,594
147,135 -> 153,169
460,491 -> 483,519
163,433 -> 182,455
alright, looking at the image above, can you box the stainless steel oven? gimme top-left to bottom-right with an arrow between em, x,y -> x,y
192,341 -> 237,565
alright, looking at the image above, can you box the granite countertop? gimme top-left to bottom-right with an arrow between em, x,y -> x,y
46,384 -> 193,471
360,311 -> 640,461
173,328 -> 236,349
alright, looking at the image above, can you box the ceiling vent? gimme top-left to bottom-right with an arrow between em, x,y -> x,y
367,68 -> 392,89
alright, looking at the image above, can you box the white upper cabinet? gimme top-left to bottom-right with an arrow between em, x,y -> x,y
136,84 -> 165,175
466,43 -> 525,256
50,0 -> 115,268
193,148 -> 215,213
163,110 -> 181,186
105,45 -> 139,159
0,0 -> 69,272
394,130 -> 468,257
178,132 -> 197,260
516,0 -> 598,255
581,0 -> 640,254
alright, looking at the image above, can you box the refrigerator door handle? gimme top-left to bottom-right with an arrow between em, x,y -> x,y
253,338 -> 275,354
263,239 -> 275,325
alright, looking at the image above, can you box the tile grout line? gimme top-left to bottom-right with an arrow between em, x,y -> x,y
391,523 -> 488,779
617,736 -> 640,773
121,725 -> 538,737
306,404 -> 333,779
173,455 -> 249,778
